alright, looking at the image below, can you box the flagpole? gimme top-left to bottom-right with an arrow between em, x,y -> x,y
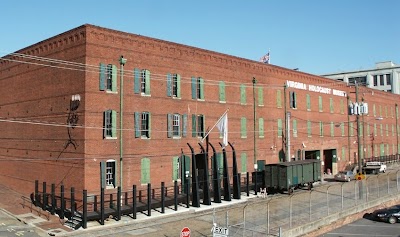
200,108 -> 229,143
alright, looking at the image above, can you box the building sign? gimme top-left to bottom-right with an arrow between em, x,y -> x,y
286,80 -> 347,97
212,225 -> 229,237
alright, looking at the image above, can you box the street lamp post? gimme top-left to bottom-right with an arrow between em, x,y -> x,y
119,56 -> 127,191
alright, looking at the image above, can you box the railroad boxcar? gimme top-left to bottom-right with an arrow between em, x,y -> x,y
265,159 -> 321,194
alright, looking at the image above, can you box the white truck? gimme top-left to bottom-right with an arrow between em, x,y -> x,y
363,161 -> 387,174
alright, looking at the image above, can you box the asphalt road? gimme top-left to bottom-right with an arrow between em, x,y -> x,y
320,216 -> 400,237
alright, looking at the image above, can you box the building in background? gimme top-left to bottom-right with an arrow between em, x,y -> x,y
0,24 -> 399,196
322,61 -> 400,94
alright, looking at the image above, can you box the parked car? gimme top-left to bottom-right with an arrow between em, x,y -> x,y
372,205 -> 400,224
334,170 -> 355,182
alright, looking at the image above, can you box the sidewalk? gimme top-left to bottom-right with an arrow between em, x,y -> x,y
0,183 -> 72,236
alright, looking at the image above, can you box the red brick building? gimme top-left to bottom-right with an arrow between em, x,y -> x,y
0,24 -> 399,195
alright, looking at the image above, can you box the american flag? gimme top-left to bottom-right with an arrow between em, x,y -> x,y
260,51 -> 270,64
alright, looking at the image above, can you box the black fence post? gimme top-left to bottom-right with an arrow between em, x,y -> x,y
110,194 -> 113,209
42,182 -> 47,211
70,187 -> 75,220
100,187 -> 104,225
185,179 -> 190,208
94,196 -> 98,212
34,180 -> 39,206
174,181 -> 178,211
132,185 -> 137,219
147,183 -> 151,216
51,184 -> 55,215
82,190 -> 87,229
246,172 -> 250,197
117,187 -> 121,221
60,185 -> 65,219
161,182 -> 165,213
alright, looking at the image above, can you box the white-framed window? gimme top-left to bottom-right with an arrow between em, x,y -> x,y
173,114 -> 180,137
134,112 -> 151,138
106,160 -> 116,188
141,112 -> 150,138
103,110 -> 116,139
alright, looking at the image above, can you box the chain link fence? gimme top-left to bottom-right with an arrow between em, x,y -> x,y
209,169 -> 400,237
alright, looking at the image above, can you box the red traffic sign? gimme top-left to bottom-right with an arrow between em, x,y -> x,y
180,227 -> 191,237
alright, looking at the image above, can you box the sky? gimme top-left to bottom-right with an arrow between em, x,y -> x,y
1,0 -> 399,75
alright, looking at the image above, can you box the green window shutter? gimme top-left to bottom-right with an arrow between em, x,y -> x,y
167,114 -> 173,138
134,68 -> 140,94
99,63 -> 106,91
342,147 -> 346,161
330,98 -> 334,113
385,106 -> 388,118
259,118 -> 264,138
176,74 -> 181,98
294,92 -> 297,108
306,94 -> 311,110
258,87 -> 264,106
319,96 -> 322,112
276,90 -> 282,108
240,84 -> 246,104
350,123 -> 354,136
374,123 -> 377,136
320,121 -> 323,137
172,156 -> 179,181
330,122 -> 334,137
373,104 -> 376,117
191,77 -> 196,99
379,105 -> 382,117
111,65 -> 117,92
166,73 -> 172,97
293,119 -> 297,137
219,81 -> 226,102
141,158 -> 150,184
396,106 -> 399,119
182,114 -> 187,137
392,125 -> 395,136
240,153 -> 247,173
100,161 -> 106,188
340,99 -> 344,114
241,117 -> 247,138
144,70 -> 151,95
278,119 -> 282,137
367,123 -> 370,137
341,122 -> 345,136
192,114 -> 197,137
111,110 -> 117,138
148,112 -> 151,138
307,120 -> 312,137
199,77 -> 204,99
380,124 -> 383,136
134,112 -> 140,138
103,110 -> 109,138
386,124 -> 389,136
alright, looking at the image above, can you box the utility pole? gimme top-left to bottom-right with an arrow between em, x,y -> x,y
396,103 -> 399,155
252,78 -> 257,170
284,83 -> 288,162
355,82 -> 362,174
119,55 -> 127,191
252,78 -> 257,194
